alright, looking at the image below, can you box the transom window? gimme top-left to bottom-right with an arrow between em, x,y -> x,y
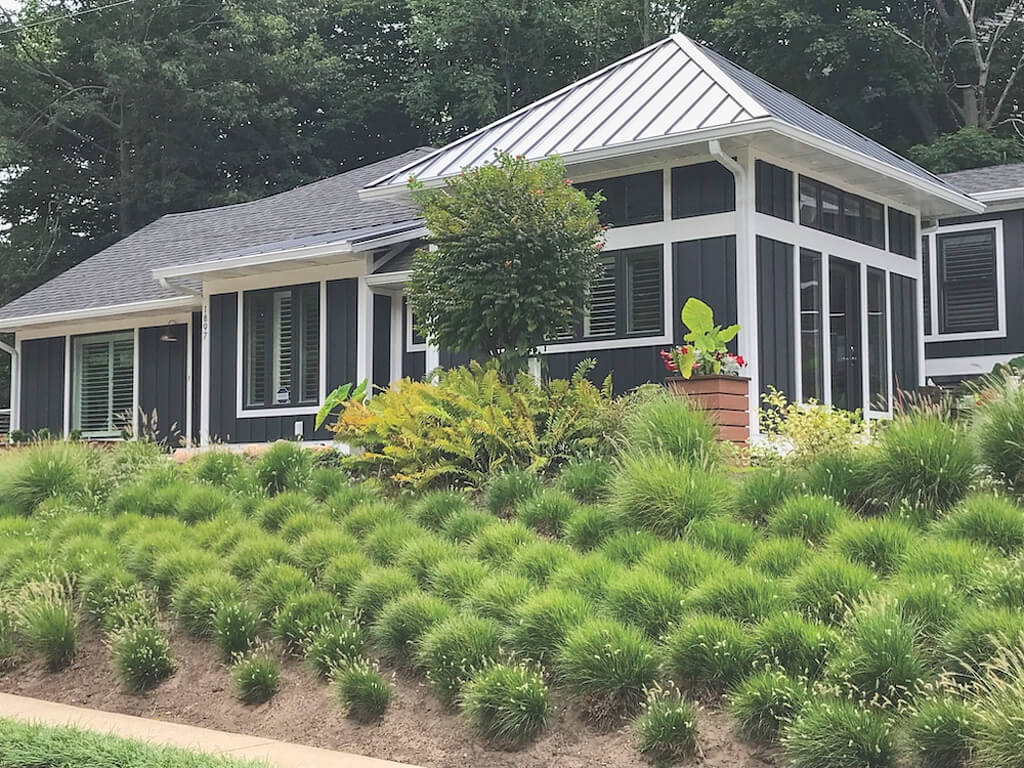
577,171 -> 663,227
922,225 -> 1002,338
243,284 -> 320,409
799,176 -> 884,249
72,332 -> 134,438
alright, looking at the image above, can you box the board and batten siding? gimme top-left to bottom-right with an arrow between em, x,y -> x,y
372,294 -> 392,392
890,274 -> 920,394
208,278 -> 357,443
138,324 -> 188,446
756,236 -> 796,397
18,336 -> 65,435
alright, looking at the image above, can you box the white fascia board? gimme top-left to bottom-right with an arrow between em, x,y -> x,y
0,296 -> 199,333
973,188 -> 1024,204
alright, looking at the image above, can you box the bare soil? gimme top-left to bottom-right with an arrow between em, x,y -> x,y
0,623 -> 777,768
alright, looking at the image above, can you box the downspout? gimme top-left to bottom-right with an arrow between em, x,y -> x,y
707,139 -> 759,436
0,338 -> 18,432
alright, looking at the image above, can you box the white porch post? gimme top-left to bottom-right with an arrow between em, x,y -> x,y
200,293 -> 211,447
389,292 -> 404,384
914,213 -> 926,387
356,257 -> 374,388
0,337 -> 18,432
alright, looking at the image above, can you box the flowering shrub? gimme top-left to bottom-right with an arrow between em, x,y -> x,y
660,298 -> 746,378
756,387 -> 866,465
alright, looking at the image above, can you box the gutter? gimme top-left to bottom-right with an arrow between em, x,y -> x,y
0,295 -> 199,333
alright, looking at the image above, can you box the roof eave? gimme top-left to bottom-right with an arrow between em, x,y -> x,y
974,187 -> 1024,204
0,296 -> 200,333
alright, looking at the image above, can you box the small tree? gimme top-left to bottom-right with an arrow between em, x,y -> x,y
408,152 -> 604,375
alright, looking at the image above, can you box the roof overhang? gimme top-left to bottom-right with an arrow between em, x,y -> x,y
0,296 -> 200,333
968,187 -> 1024,213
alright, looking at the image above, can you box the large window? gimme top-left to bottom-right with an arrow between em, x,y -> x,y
922,225 -> 1002,338
799,250 -> 824,402
799,176 -> 884,248
577,171 -> 663,227
72,332 -> 134,438
243,284 -> 320,409
867,268 -> 888,410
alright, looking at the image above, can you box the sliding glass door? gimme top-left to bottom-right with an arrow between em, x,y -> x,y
829,258 -> 862,411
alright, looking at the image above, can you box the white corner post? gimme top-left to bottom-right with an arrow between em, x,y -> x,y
355,256 -> 375,389
200,293 -> 211,447
914,213 -> 926,388
0,337 -> 18,432
389,292 -> 403,384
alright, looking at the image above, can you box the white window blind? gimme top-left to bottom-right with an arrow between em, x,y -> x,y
938,229 -> 998,334
584,255 -> 617,338
244,284 -> 320,409
73,332 -> 134,437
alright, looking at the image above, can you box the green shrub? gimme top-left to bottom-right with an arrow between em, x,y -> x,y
730,669 -> 807,743
335,661 -> 390,722
888,576 -> 964,641
485,469 -> 541,517
974,559 -> 1024,609
188,449 -> 245,487
0,442 -> 91,514
599,529 -> 659,566
504,589 -> 591,665
751,612 -> 837,679
686,516 -> 758,561
873,411 -> 974,514
108,480 -> 183,519
625,394 -> 717,462
249,563 -> 312,619
227,535 -> 292,580
410,490 -> 472,531
254,491 -> 318,532
939,494 -> 1024,556
428,557 -> 488,602
906,696 -> 979,768
803,449 -> 876,512
193,516 -> 253,555
549,552 -> 620,601
417,614 -> 501,704
468,521 -> 535,567
463,573 -> 533,623
254,440 -> 312,495
604,568 -> 685,638
102,594 -> 158,636
610,453 -> 735,538
516,489 -> 578,537
119,527 -> 189,580
975,386 -> 1024,493
828,518 -> 914,576
150,548 -> 219,597
746,537 -> 812,577
344,568 -> 417,628
737,465 -> 800,524
80,565 -> 138,623
641,540 -> 732,588
370,591 -> 452,663
557,458 -> 613,503
781,698 -> 896,768
273,590 -> 343,653
563,505 -> 619,550
170,571 -> 241,637
15,581 -> 79,670
461,663 -> 550,748
687,568 -> 787,623
278,511 -> 330,543
305,621 -> 365,678
557,617 -> 658,720
509,540 -> 574,586
769,494 -> 848,545
790,557 -> 878,625
307,466 -> 345,501
212,600 -> 261,661
440,508 -> 495,543
900,538 -> 994,590
175,484 -> 235,524
940,606 -> 1024,684
58,534 -> 118,577
827,602 -> 928,707
323,482 -> 380,520
343,502 -> 407,540
632,690 -> 699,761
363,520 -> 424,566
661,613 -> 753,692
231,653 -> 280,704
393,535 -> 461,585
110,623 -> 174,691
319,552 -> 371,603
973,647 -> 1024,768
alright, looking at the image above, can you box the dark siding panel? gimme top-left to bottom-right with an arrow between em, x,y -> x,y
890,274 -> 920,395
671,162 -> 735,218
756,236 -> 795,396
138,324 -> 187,446
542,346 -> 666,395
403,351 -> 426,380
888,208 -> 915,257
755,160 -> 794,220
191,312 -> 202,445
372,294 -> 392,391
326,279 -> 357,391
672,236 -> 738,349
19,336 -> 65,434
439,348 -> 477,368
373,241 -> 421,274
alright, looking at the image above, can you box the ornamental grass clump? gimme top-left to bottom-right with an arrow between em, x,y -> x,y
410,489 -> 472,531
938,494 -> 1024,556
974,558 -> 1024,609
751,611 -> 837,679
686,516 -> 758,561
687,568 -> 787,623
509,540 -> 574,586
632,689 -> 699,761
768,494 -> 848,545
971,645 -> 1024,768
188,449 -> 246,487
556,617 -> 658,721
549,552 -> 621,602
640,540 -> 732,589
516,489 -> 579,537
340,502 -> 404,539
781,698 -> 897,768
227,535 -> 292,580
599,529 -> 659,566
273,590 -> 343,653
461,663 -> 550,748
900,537 -> 994,590
736,465 -> 800,524
249,563 -> 312,619
661,613 -> 753,693
827,518 -> 914,576
335,661 -> 391,722
887,576 -> 964,642
79,565 -> 138,623
624,394 -> 718,463
319,551 -> 372,603
463,573 -> 534,623
150,548 -> 220,597
729,669 -> 807,743
15,580 -> 78,670
307,466 -> 345,501
428,557 -> 488,602
745,537 -> 811,578
603,567 -> 685,638
110,622 -> 174,692
468,521 -> 535,567
416,614 -> 501,705
278,511 -> 330,543
563,504 -> 619,550
370,591 -> 452,664
803,449 -> 877,512
343,568 -> 417,628
0,441 -> 92,515
485,470 -> 541,517
974,384 -> 1024,493
323,483 -> 380,521
610,453 -> 734,538
363,520 -> 424,567
504,589 -> 591,665
440,508 -> 495,543
254,440 -> 312,496
175,484 -> 236,524
254,491 -> 319,532
393,535 -> 461,585
557,458 -> 613,503
789,556 -> 877,625
102,594 -> 158,635
939,606 -> 1024,685
212,600 -> 262,661
305,620 -> 365,678
231,652 -> 280,704
905,696 -> 979,768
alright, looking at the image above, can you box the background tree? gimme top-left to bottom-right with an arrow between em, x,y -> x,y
408,153 -> 604,375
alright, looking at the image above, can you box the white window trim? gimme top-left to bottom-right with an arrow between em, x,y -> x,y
922,219 -> 1006,342
70,330 -> 137,439
235,282 -> 327,419
405,299 -> 427,353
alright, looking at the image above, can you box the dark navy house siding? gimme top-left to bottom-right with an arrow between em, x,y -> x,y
138,324 -> 188,446
19,336 -> 65,434
756,236 -> 796,397
890,274 -> 919,393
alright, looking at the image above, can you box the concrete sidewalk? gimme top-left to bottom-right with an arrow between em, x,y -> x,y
0,692 -> 419,768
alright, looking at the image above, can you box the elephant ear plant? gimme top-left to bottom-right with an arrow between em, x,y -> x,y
660,298 -> 745,379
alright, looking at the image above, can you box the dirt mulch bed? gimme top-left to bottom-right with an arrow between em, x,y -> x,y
0,623 -> 777,768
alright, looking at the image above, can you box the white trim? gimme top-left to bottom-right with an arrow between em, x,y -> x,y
974,187 -> 1024,204
366,270 -> 412,287
132,328 -> 140,439
926,353 -> 1020,378
8,335 -> 19,431
185,313 -> 194,446
405,299 -> 427,353
922,219 -> 1006,342
914,212 -> 925,387
389,293 -> 404,383
859,261 -> 870,413
62,335 -> 71,438
0,296 -> 198,333
604,212 -> 736,250
200,295 -> 211,447
356,266 -> 374,387
820,254 -> 832,407
205,261 -> 366,296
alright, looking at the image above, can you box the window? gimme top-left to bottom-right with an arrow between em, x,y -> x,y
867,268 -> 888,410
243,284 -> 320,409
671,161 -> 735,218
799,250 -> 824,402
557,246 -> 664,342
922,236 -> 932,335
799,176 -> 884,248
888,208 -> 915,257
577,171 -> 663,227
72,332 -> 134,438
936,228 -> 999,335
404,297 -> 427,351
755,160 -> 793,220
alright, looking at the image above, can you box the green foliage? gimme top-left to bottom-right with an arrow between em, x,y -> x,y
323,483 -> 381,520
769,494 -> 848,545
599,529 -> 659,566
790,557 -> 878,625
752,612 -> 837,679
463,573 -> 533,623
370,590 -> 453,663
940,606 -> 1024,684
557,458 -> 612,503
212,601 -> 262,661
254,441 -> 312,495
661,613 -> 753,693
363,520 -> 423,566
516,489 -> 578,536
273,590 -> 343,652
758,388 -> 866,466
305,621 -> 365,678
319,552 -> 372,603
110,623 -> 174,692
176,485 -> 236,524
394,535 -> 461,585
556,617 -> 658,720
900,538 -> 994,589
344,568 -> 417,628
888,577 -> 964,641
938,494 -> 1024,556
504,589 -> 591,665
335,661 -> 391,722
906,696 -> 979,768
686,516 -> 758,561
411,490 -> 471,531
975,384 -> 1024,493
486,469 -> 542,517
781,698 -> 897,768
150,548 -> 220,597
309,466 -> 349,502
79,565 -> 138,623
509,540 -> 573,586
549,552 -> 620,601
828,519 -> 914,575
603,567 -> 685,638
973,646 -> 1024,768
461,663 -> 550,748
632,690 -> 699,761
687,568 -> 787,623
171,571 -> 241,637
227,535 -> 292,580
909,127 -> 1024,173
737,465 -> 801,523
441,508 -> 495,543
14,581 -> 79,670
188,450 -> 246,487
339,502 -> 404,539
624,393 -> 718,462
417,614 -> 501,705
315,380 -> 368,430
563,505 -> 619,550
231,653 -> 280,705
249,563 -> 312,619
0,442 -> 92,514
746,537 -> 812,578
254,491 -> 319,532
408,152 -> 603,374
730,669 -> 807,743
278,511 -> 330,543
468,521 -> 535,566
429,557 -> 488,602
640,540 -> 732,589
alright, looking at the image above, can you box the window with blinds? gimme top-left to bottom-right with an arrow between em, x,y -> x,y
937,229 -> 998,334
244,284 -> 320,408
72,332 -> 134,438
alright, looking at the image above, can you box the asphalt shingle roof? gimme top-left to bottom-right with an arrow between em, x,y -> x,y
0,148 -> 432,324
940,162 -> 1024,194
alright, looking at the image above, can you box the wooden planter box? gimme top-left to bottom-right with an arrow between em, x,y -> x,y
666,375 -> 750,443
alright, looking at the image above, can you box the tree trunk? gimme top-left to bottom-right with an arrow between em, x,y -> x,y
118,99 -> 130,234
961,87 -> 980,128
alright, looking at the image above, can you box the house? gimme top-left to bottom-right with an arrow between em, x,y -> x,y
0,34 -> 984,446
922,163 -> 1024,383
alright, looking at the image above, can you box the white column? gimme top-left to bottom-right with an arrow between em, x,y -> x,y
200,294 -> 211,447
62,334 -> 71,438
915,213 -> 926,387
10,335 -> 20,431
355,265 -> 374,387
390,292 -> 404,383
185,314 -> 194,446
735,147 -> 760,435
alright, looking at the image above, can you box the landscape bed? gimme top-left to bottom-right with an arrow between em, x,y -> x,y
2,370 -> 1024,768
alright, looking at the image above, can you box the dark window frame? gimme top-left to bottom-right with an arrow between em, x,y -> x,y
242,283 -> 321,410
798,175 -> 885,249
866,267 -> 889,412
577,171 -> 664,228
